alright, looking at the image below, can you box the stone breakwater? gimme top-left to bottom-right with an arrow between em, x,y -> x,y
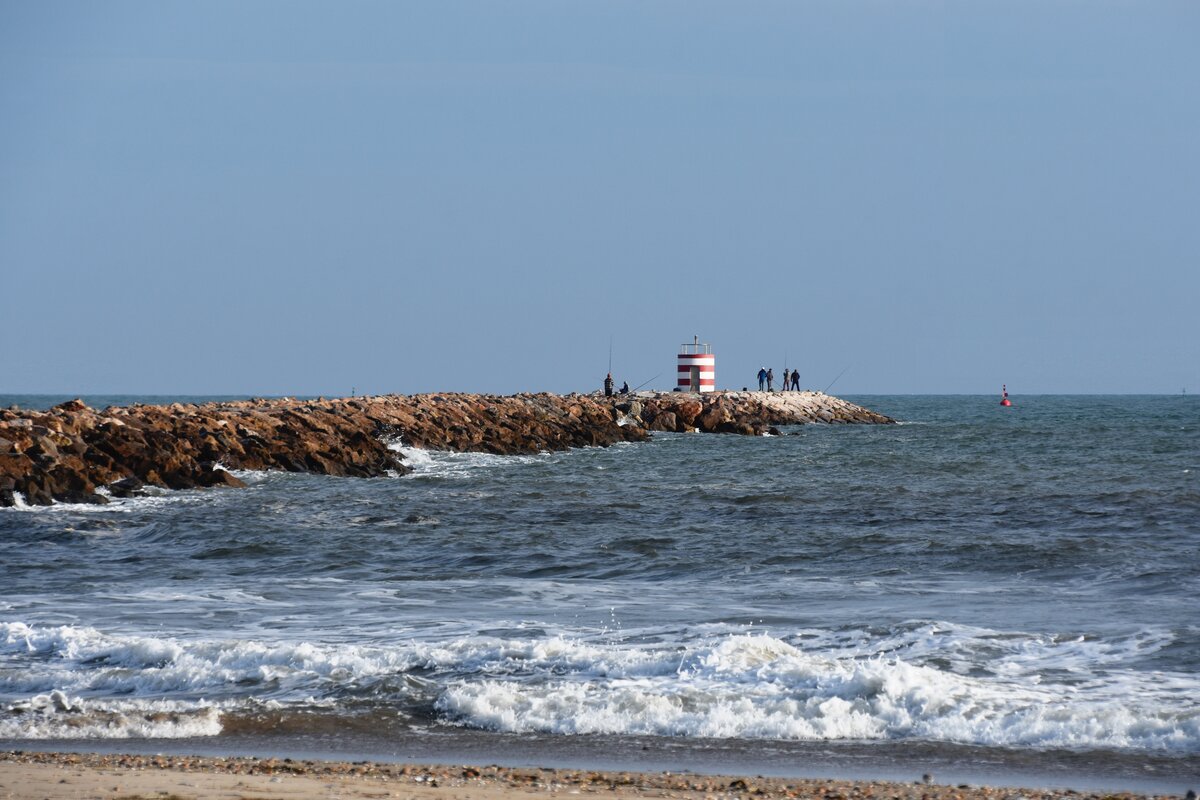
610,390 -> 895,435
0,391 -> 893,507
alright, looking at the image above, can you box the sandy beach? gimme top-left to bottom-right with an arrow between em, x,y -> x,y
0,751 -> 1179,800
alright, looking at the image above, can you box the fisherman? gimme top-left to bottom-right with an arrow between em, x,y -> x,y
790,369 -> 800,391
619,381 -> 630,395
766,368 -> 775,392
604,373 -> 614,397
780,369 -> 789,392
757,367 -> 767,391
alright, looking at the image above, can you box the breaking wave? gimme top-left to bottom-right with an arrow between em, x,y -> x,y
437,633 -> 1200,750
2,621 -> 1196,750
387,441 -> 546,479
0,691 -> 222,739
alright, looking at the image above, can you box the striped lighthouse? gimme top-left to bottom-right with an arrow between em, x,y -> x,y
677,336 -> 716,393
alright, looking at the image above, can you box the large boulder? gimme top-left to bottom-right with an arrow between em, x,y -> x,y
648,411 -> 677,432
52,399 -> 91,414
695,398 -> 734,432
674,399 -> 703,427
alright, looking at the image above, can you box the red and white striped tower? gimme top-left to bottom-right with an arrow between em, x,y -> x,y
677,336 -> 715,393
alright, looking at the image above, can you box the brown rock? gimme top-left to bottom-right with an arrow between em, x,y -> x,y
648,411 -> 677,432
674,399 -> 703,426
106,476 -> 145,498
696,399 -> 733,432
52,398 -> 91,414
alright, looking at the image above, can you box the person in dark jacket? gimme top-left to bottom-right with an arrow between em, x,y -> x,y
604,373 -> 614,397
757,368 -> 767,391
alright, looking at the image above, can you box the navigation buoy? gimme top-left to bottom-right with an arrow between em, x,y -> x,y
1000,384 -> 1012,407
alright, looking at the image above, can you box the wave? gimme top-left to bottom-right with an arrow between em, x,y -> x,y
0,484 -> 248,515
2,621 -> 1196,750
0,691 -> 222,739
437,633 -> 1199,750
0,621 -> 429,697
387,442 -> 546,479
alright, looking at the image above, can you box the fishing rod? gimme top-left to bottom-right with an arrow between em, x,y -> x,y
632,373 -> 661,392
608,336 -> 613,375
823,365 -> 851,394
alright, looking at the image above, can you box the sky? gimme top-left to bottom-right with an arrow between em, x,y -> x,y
2,1 -> 1197,395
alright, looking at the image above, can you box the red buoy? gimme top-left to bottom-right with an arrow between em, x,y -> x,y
1000,384 -> 1012,407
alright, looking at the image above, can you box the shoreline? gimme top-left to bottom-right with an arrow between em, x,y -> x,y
1,730 -> 1195,796
0,749 -> 1184,800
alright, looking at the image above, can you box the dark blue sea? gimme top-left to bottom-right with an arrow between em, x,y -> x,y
1,395 -> 1197,791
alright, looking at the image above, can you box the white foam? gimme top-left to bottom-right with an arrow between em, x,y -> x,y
2,621 -> 1196,750
1,692 -> 222,739
435,632 -> 1200,750
1,621 -> 425,697
388,441 -> 544,479
0,484 -> 234,515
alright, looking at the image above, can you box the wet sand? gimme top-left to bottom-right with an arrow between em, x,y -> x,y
0,751 -> 1178,800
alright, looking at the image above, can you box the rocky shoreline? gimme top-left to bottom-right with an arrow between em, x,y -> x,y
0,391 -> 893,507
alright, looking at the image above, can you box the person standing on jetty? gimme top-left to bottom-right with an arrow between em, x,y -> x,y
604,373 -> 614,397
791,369 -> 800,391
757,367 -> 767,391
766,368 -> 775,392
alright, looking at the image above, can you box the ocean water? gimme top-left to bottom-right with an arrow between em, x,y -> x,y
1,395 -> 1197,789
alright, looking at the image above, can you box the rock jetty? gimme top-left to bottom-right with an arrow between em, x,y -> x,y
0,391 -> 893,507
609,390 -> 894,435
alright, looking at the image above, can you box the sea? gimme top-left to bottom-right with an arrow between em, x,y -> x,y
1,394 -> 1197,792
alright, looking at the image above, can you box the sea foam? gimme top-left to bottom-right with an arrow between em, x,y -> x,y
388,442 -> 545,479
0,691 -> 222,739
3,621 -> 1197,749
436,632 -> 1200,750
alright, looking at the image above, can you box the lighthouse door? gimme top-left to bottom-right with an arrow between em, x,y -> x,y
690,366 -> 700,392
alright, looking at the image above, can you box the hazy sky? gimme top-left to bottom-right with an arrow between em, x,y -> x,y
2,1 -> 1197,395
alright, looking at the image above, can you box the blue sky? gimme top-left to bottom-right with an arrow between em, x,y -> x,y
2,1 -> 1197,395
